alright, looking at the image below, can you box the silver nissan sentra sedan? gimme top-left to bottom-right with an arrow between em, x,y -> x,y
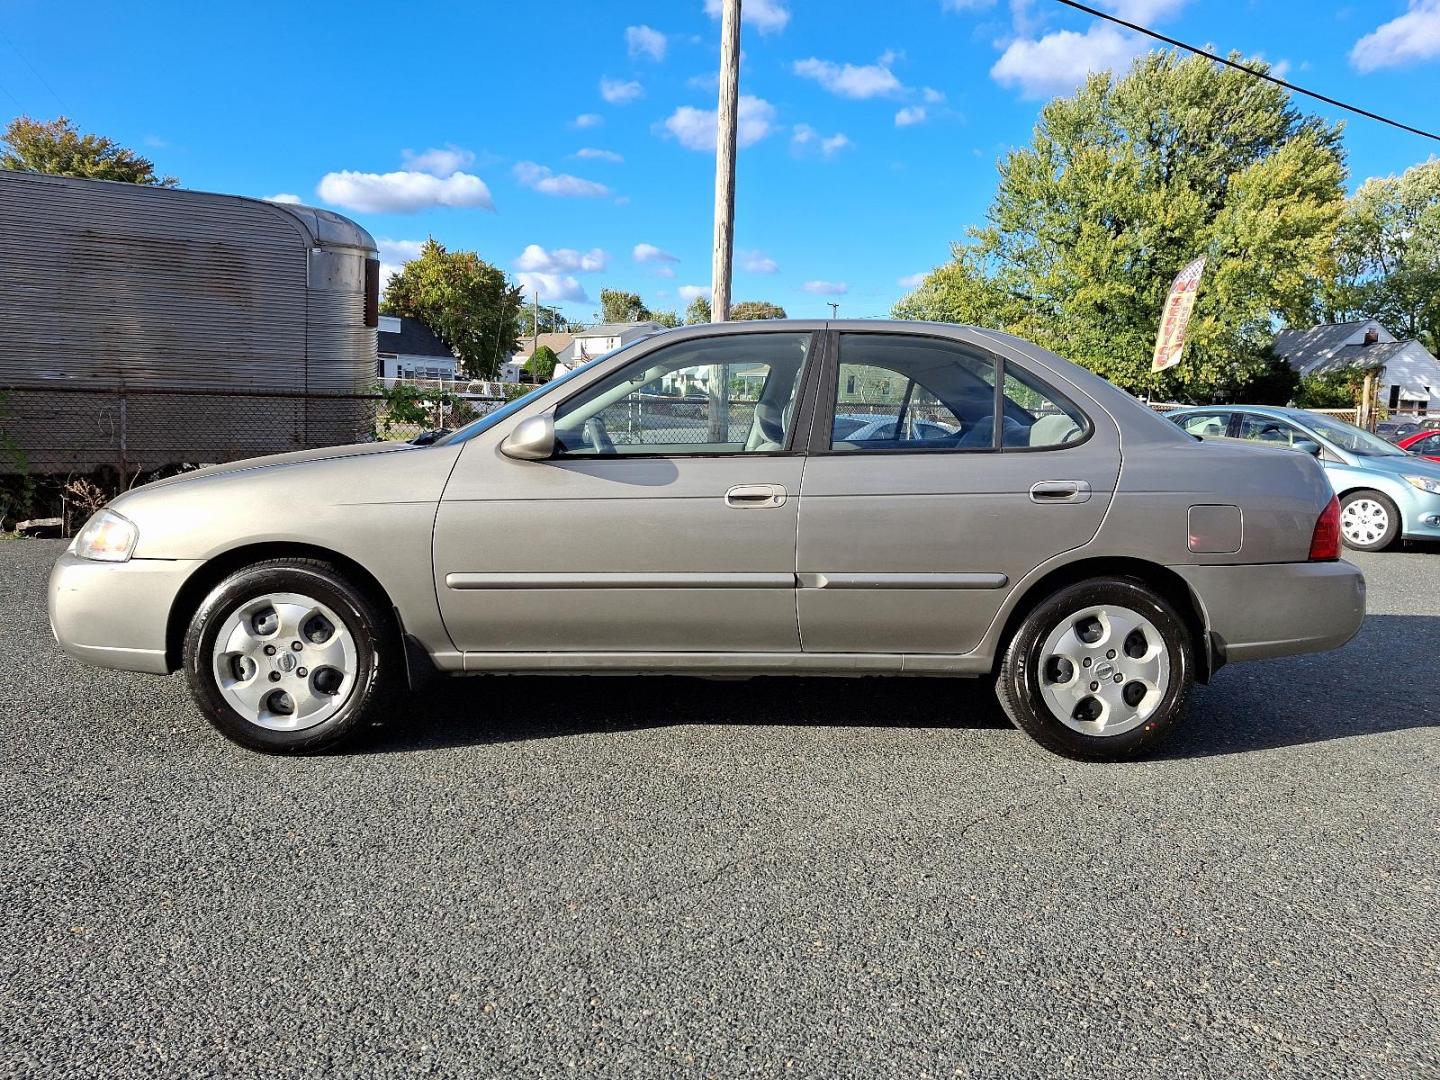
49,321 -> 1366,760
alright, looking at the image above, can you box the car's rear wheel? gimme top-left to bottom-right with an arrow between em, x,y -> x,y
182,559 -> 395,753
996,577 -> 1193,761
1339,490 -> 1399,552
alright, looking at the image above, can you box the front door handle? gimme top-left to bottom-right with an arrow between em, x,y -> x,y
725,484 -> 787,509
1029,480 -> 1092,504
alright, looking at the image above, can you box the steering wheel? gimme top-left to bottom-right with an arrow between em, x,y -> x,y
583,417 -> 616,454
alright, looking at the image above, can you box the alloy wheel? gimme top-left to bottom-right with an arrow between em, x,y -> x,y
1036,604 -> 1171,737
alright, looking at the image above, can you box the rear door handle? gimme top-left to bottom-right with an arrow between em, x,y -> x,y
726,484 -> 787,509
1029,480 -> 1092,504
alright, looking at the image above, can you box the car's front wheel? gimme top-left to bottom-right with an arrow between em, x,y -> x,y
182,558 -> 395,753
996,577 -> 1193,761
1338,490 -> 1399,552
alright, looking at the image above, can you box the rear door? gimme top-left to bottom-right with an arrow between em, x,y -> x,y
795,329 -> 1121,658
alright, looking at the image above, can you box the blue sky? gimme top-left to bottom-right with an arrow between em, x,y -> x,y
4,0 -> 1440,322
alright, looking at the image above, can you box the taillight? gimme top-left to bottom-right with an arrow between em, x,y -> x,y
1309,495 -> 1340,561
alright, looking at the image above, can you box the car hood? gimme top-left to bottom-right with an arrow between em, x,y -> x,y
1343,451 -> 1440,479
135,441 -> 420,492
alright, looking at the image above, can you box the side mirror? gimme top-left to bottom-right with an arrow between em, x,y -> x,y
1295,439 -> 1322,457
500,413 -> 556,461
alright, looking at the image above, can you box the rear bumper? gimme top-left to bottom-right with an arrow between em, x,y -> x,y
1170,560 -> 1366,664
48,552 -> 203,675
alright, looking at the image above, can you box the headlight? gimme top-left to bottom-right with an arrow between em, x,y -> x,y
1403,474 -> 1440,496
72,509 -> 139,562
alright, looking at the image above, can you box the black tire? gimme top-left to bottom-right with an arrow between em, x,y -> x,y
182,558 -> 396,754
995,577 -> 1193,761
1338,490 -> 1400,552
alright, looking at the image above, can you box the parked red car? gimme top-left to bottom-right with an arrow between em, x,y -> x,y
1398,429 -> 1440,462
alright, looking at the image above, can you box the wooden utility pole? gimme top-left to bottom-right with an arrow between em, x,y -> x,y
710,0 -> 741,324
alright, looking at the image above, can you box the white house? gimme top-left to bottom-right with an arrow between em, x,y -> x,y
1273,319 -> 1440,415
505,332 -> 576,382
556,321 -> 666,373
377,315 -> 460,384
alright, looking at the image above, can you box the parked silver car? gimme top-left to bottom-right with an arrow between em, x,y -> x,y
49,322 -> 1366,760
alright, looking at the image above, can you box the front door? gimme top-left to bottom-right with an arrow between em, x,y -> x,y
433,330 -> 816,656
796,330 -> 1122,658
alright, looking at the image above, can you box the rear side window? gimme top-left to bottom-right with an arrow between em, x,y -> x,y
828,333 -> 1088,452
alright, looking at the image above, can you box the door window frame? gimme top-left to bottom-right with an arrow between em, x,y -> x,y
799,329 -> 1093,456
545,329 -> 826,460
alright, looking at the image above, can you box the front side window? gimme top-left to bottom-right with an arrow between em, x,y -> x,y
554,332 -> 811,456
1237,414 -> 1301,447
829,334 -> 1088,452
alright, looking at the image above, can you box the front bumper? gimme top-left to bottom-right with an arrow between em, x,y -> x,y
48,552 -> 204,675
1171,560 -> 1366,665
1398,487 -> 1440,540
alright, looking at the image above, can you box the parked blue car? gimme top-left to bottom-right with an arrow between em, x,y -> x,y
1168,405 -> 1440,551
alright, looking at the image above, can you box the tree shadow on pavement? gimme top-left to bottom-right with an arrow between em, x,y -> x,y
350,615 -> 1438,759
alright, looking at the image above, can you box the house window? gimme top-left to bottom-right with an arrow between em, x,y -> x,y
1389,385 -> 1401,410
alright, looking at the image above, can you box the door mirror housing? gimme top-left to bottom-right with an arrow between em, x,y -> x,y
500,413 -> 556,461
1294,439 -> 1322,457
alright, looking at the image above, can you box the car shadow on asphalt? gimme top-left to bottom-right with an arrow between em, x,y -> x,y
350,615 -> 1438,759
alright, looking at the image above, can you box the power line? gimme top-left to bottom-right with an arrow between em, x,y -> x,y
1052,0 -> 1440,144
0,29 -> 67,114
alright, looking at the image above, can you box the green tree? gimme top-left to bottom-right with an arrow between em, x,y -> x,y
600,288 -> 651,323
685,295 -> 712,324
382,239 -> 524,379
895,52 -> 1346,400
1324,159 -> 1440,353
517,303 -> 570,337
526,344 -> 559,381
1293,369 -> 1366,409
1,115 -> 177,186
730,300 -> 787,320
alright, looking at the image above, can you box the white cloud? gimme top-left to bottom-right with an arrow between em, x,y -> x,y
661,95 -> 777,152
704,0 -> 790,35
570,113 -> 604,129
513,162 -> 611,198
264,193 -> 302,204
895,106 -> 927,127
377,238 -> 426,264
1108,0 -> 1189,19
400,145 -> 474,177
791,124 -> 852,158
803,280 -> 849,295
514,244 -> 608,273
515,272 -> 590,304
740,249 -> 778,273
626,24 -> 667,61
793,54 -> 906,99
1351,0 -> 1440,71
317,169 -> 495,213
990,24 -> 1141,98
600,77 -> 644,105
575,147 -> 624,162
634,242 -> 681,265
922,86 -> 946,103
678,284 -> 712,301
897,272 -> 927,289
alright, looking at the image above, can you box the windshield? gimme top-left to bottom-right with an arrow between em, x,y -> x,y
1302,413 -> 1406,457
435,338 -> 654,446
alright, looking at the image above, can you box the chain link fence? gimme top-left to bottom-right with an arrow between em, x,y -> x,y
0,384 -> 507,478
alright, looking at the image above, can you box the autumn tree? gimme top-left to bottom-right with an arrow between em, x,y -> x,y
382,239 -> 524,379
894,52 -> 1346,400
1324,158 -> 1440,353
1,116 -> 176,186
517,303 -> 570,337
729,300 -> 787,320
600,288 -> 651,323
685,295 -> 712,324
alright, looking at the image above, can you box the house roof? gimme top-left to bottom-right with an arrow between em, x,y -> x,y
1272,320 -> 1393,370
378,316 -> 453,359
513,332 -> 575,359
1302,340 -> 1414,376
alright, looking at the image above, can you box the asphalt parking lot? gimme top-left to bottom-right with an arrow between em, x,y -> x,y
1,538 -> 1436,1079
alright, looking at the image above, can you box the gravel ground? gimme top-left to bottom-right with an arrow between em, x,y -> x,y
1,538 -> 1436,1079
